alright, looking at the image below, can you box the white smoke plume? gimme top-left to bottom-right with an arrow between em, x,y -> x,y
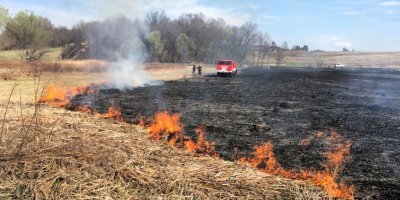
85,16 -> 161,89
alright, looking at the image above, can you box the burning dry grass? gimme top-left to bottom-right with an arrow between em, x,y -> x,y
147,112 -> 218,157
0,103 -> 328,199
1,70 -> 349,199
241,130 -> 353,199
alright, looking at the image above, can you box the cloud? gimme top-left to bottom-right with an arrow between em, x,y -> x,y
330,36 -> 352,48
386,10 -> 396,14
380,1 -> 400,6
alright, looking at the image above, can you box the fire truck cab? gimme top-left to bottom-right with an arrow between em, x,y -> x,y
216,59 -> 238,77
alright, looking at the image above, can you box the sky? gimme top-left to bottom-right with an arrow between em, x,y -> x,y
1,0 -> 399,51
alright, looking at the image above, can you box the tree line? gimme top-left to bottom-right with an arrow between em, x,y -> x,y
0,6 -> 303,65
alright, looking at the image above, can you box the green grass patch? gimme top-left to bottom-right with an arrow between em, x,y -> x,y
0,48 -> 62,61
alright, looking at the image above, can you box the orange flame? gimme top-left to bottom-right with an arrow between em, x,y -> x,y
241,130 -> 354,199
97,106 -> 123,122
147,112 -> 218,157
39,85 -> 69,107
39,84 -> 97,107
148,111 -> 184,141
184,127 -> 219,157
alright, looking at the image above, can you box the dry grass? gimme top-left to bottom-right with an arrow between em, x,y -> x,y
0,67 -> 332,199
0,103 -> 328,199
285,51 -> 400,68
0,60 -> 110,73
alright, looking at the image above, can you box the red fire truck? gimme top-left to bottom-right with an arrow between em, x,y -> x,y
216,59 -> 238,77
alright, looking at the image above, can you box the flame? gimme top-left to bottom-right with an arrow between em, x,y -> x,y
184,127 -> 219,157
97,106 -> 123,122
148,111 -> 184,141
39,84 -> 98,107
241,130 -> 354,199
39,85 -> 68,107
147,112 -> 218,157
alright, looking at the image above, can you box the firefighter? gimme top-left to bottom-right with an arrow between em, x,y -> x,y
197,64 -> 202,76
192,63 -> 196,74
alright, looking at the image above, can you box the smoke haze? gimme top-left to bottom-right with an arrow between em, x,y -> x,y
83,12 -> 160,89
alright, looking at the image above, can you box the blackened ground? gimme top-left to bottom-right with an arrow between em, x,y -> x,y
69,67 -> 400,199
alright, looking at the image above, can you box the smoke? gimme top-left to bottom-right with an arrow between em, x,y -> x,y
84,15 -> 160,89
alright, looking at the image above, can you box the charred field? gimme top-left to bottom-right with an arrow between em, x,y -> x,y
69,67 -> 400,199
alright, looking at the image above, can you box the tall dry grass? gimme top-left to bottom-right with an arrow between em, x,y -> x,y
0,60 -> 110,74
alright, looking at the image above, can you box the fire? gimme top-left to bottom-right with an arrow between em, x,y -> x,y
241,130 -> 354,199
148,111 -> 184,142
184,127 -> 219,157
147,112 -> 218,157
97,106 -> 123,122
39,85 -> 68,107
39,84 -> 98,107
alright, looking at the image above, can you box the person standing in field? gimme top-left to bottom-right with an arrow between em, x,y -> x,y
197,64 -> 202,76
192,64 -> 196,74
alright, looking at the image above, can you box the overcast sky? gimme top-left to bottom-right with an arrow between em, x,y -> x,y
1,0 -> 399,51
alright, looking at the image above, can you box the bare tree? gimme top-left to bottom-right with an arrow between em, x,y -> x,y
260,33 -> 271,67
238,21 -> 257,63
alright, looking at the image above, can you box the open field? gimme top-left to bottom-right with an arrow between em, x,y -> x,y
2,49 -> 400,71
0,65 -> 329,199
69,67 -> 400,199
285,51 -> 400,68
1,60 -> 400,199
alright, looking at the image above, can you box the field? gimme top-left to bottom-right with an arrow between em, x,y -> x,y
1,51 -> 400,199
285,51 -> 400,68
68,67 -> 400,199
0,63 -> 330,199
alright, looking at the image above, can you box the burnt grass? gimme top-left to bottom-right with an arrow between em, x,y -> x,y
69,67 -> 400,199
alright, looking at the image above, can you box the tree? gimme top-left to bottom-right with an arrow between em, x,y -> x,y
303,45 -> 309,52
275,48 -> 285,66
0,6 -> 11,49
238,21 -> 257,62
5,10 -> 53,61
0,6 -> 9,32
275,42 -> 288,66
281,41 -> 288,50
260,33 -> 271,67
146,31 -> 165,62
176,33 -> 195,63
